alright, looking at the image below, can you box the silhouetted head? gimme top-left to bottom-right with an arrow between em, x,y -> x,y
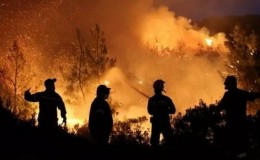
96,85 -> 111,99
44,78 -> 56,91
224,75 -> 237,90
153,79 -> 165,93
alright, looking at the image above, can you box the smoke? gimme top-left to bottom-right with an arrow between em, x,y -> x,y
0,0 -> 228,127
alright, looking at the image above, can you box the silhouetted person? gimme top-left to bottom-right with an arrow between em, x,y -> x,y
24,78 -> 67,132
147,79 -> 176,147
218,75 -> 260,158
89,85 -> 113,147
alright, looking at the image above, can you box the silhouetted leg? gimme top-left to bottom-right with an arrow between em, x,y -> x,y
98,133 -> 110,147
91,129 -> 111,149
234,126 -> 250,156
224,126 -> 235,155
162,122 -> 173,147
225,123 -> 250,159
151,123 -> 161,147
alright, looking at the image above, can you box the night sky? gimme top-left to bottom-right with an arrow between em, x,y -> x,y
155,0 -> 260,20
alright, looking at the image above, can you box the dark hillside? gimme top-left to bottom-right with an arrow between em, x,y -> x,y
1,101 -> 260,160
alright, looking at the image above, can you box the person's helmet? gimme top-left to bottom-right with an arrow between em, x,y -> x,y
224,75 -> 237,89
153,79 -> 165,91
96,85 -> 111,95
44,78 -> 56,88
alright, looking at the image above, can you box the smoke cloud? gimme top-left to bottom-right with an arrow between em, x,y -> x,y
0,0 -> 228,127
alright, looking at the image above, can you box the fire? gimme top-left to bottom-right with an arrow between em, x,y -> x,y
205,38 -> 213,46
104,80 -> 110,85
0,0 -> 229,134
33,107 -> 85,130
59,118 -> 84,128
139,6 -> 226,54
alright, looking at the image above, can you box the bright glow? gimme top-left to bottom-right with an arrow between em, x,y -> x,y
104,80 -> 110,85
205,38 -> 213,46
64,118 -> 84,128
0,1 -> 231,134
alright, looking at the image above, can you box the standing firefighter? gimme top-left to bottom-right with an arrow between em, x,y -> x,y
24,79 -> 67,138
24,78 -> 67,131
217,75 -> 260,158
147,79 -> 176,147
88,85 -> 113,147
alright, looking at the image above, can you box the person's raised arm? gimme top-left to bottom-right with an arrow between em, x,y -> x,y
24,88 -> 39,102
247,91 -> 260,101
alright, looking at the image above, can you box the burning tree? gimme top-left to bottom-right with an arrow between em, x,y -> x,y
62,24 -> 116,101
0,40 -> 34,117
223,24 -> 260,114
224,24 -> 260,91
